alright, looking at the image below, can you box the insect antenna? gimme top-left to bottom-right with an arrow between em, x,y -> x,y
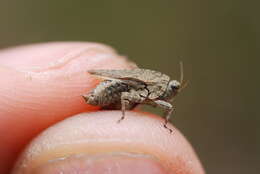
180,61 -> 184,84
179,61 -> 188,92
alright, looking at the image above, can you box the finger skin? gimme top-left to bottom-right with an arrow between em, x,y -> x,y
12,111 -> 205,174
0,42 -> 132,173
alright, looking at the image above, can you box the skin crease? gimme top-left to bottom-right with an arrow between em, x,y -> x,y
0,42 -> 205,174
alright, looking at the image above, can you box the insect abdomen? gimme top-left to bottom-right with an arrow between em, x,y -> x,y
85,80 -> 129,107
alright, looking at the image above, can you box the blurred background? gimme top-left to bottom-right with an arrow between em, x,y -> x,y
0,0 -> 259,173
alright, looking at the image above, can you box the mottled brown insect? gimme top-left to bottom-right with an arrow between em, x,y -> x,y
83,63 -> 186,133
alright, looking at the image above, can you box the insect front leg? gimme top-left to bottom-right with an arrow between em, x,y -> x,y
118,90 -> 146,123
151,100 -> 174,133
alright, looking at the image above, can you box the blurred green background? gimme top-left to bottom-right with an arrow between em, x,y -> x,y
0,0 -> 259,173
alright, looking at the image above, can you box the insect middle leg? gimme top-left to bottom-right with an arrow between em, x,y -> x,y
118,90 -> 146,123
149,100 -> 174,133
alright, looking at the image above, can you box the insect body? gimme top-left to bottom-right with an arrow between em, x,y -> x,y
83,63 -> 185,133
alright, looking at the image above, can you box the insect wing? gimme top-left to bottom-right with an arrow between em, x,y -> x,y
88,69 -> 169,83
88,69 -> 170,99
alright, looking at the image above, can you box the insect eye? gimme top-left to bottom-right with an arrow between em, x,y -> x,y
170,80 -> 181,90
171,85 -> 179,90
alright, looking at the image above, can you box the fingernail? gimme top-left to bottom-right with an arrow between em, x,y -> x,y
32,153 -> 170,174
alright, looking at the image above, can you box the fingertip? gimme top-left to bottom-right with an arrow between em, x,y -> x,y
12,111 -> 205,174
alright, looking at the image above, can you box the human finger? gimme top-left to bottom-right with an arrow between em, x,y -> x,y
12,111 -> 205,174
0,42 -> 132,173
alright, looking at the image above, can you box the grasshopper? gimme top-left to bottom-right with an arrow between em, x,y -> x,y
83,63 -> 186,133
